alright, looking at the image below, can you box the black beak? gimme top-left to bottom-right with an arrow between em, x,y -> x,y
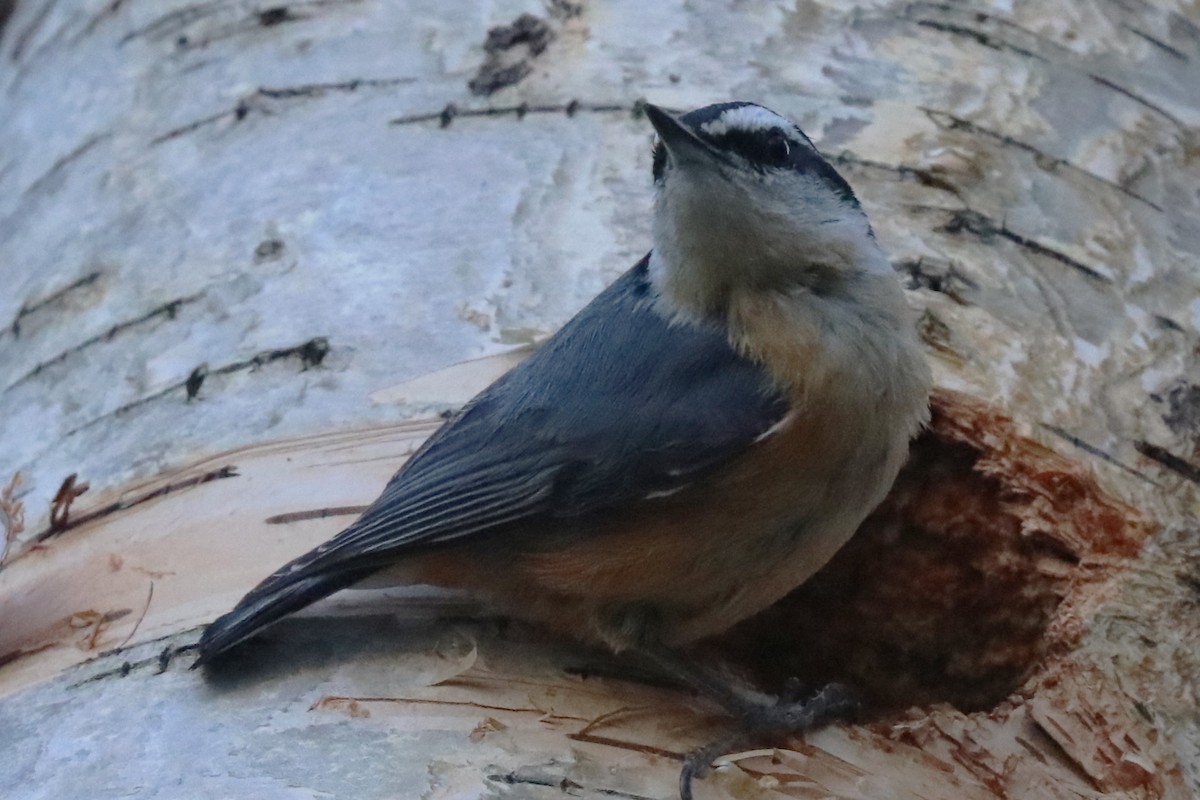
644,103 -> 726,167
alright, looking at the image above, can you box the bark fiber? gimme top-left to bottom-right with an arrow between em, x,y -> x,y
1,1 -> 1198,798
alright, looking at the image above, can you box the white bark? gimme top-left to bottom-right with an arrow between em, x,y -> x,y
1,1 -> 1199,798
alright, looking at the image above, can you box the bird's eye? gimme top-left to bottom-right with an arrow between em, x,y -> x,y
651,139 -> 668,182
765,132 -> 791,166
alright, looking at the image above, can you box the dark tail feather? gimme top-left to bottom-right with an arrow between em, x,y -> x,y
194,568 -> 374,667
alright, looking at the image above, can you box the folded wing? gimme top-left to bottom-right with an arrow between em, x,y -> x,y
196,256 -> 788,663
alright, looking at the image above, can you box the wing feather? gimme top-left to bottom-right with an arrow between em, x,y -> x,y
197,256 -> 789,664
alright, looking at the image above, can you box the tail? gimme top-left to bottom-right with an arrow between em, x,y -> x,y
194,567 -> 375,667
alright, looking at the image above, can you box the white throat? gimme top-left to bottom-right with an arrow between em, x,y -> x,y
649,166 -> 888,318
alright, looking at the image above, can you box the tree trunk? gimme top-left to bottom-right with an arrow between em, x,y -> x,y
2,1 -> 1198,798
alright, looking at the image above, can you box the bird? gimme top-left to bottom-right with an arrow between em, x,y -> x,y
197,101 -> 931,798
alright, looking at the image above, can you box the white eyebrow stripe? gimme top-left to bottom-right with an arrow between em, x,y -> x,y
699,105 -> 793,137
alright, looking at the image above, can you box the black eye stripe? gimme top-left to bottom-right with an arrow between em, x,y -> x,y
709,128 -> 860,207
650,104 -> 862,209
766,132 -> 791,164
705,128 -> 798,168
651,139 -> 667,183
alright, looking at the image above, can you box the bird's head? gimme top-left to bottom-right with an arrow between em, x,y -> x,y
645,102 -> 887,316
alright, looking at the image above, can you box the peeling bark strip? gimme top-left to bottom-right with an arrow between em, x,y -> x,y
903,0 -> 1092,63
486,768 -> 658,799
836,153 -> 963,198
256,77 -> 415,99
0,473 -> 24,565
908,1 -> 1191,149
1040,424 -> 1158,484
22,132 -> 109,197
390,99 -> 643,128
0,0 -> 15,41
150,77 -> 415,143
155,91 -> 637,145
910,1 -> 1193,82
7,271 -> 103,339
1123,23 -> 1190,61
67,639 -> 198,689
265,505 -> 366,525
7,0 -> 56,62
1088,73 -> 1189,132
117,1 -> 219,45
5,294 -> 204,392
48,473 -> 90,532
149,108 -> 231,144
934,208 -> 1113,283
1133,440 -> 1200,484
63,337 -> 329,438
118,0 -> 364,49
112,581 -> 154,651
75,0 -> 130,42
912,17 -> 1046,61
32,466 -> 238,543
311,694 -> 588,719
922,108 -> 1163,211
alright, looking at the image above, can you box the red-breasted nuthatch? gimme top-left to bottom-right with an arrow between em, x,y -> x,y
198,102 -> 931,798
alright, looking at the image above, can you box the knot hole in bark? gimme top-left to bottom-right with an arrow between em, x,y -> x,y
712,389 -> 1151,713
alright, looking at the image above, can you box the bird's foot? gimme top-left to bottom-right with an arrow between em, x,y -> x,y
679,682 -> 859,800
739,681 -> 859,733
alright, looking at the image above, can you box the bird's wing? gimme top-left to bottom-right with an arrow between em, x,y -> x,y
313,254 -> 788,560
197,256 -> 788,662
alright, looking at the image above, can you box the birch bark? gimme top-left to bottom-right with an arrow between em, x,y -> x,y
1,1 -> 1198,798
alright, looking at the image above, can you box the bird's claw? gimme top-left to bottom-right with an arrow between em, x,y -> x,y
742,681 -> 860,733
777,675 -> 809,705
679,681 -> 860,800
680,732 -> 748,800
